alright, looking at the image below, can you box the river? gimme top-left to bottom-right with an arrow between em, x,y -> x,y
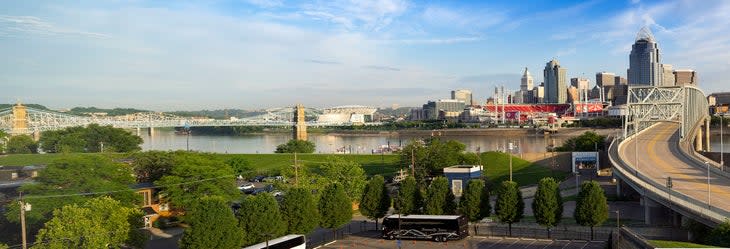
140,129 -> 730,154
141,130 -> 566,154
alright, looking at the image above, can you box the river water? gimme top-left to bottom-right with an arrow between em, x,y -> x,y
140,130 -> 730,154
140,130 -> 567,154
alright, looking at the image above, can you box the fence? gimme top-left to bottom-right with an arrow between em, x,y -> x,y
306,220 -> 378,249
472,223 -> 613,241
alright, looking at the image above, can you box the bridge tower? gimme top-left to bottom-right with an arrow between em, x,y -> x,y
11,102 -> 29,135
293,104 -> 307,141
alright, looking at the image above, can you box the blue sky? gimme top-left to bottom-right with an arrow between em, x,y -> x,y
1,0 -> 729,110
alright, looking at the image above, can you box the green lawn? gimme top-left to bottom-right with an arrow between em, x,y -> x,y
481,151 -> 570,187
650,240 -> 719,248
0,151 -> 568,185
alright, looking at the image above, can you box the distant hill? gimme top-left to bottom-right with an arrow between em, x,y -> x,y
67,107 -> 149,116
170,109 -> 267,119
376,107 -> 413,117
0,103 -> 49,110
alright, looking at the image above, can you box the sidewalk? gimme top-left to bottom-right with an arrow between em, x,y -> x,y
148,227 -> 184,239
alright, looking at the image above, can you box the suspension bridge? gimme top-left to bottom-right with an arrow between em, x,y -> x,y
0,104 -> 376,136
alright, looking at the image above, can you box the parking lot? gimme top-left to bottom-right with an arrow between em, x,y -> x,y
315,233 -> 607,249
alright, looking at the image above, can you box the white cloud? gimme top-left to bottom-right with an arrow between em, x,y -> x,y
0,15 -> 109,38
299,0 -> 408,32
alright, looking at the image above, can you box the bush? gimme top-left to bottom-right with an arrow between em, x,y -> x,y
275,140 -> 316,153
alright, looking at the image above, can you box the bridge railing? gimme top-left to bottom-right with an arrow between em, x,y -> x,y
609,135 -> 730,225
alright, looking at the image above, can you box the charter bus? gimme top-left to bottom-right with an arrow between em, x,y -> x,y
382,215 -> 468,242
243,234 -> 305,249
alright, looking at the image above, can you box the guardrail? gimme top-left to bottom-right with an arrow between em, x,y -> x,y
609,132 -> 729,225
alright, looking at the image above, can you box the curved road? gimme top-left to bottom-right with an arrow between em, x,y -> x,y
620,122 -> 730,213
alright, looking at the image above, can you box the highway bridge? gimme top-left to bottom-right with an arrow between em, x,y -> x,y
0,104 -> 380,135
609,85 -> 730,227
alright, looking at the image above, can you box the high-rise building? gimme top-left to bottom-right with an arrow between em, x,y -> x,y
533,84 -> 545,103
521,67 -> 534,91
674,69 -> 698,86
661,64 -> 675,86
423,99 -> 466,120
451,89 -> 473,106
567,86 -> 579,103
628,27 -> 662,86
614,76 -> 627,85
596,72 -> 615,87
570,77 -> 590,92
544,59 -> 568,103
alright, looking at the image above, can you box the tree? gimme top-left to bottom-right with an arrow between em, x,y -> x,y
395,176 -> 421,215
399,139 -> 474,182
238,194 -> 287,246
460,179 -> 490,223
33,197 -> 144,249
39,124 -> 142,153
318,183 -> 352,240
532,177 -> 563,238
360,175 -> 391,230
705,220 -> 730,247
494,181 -> 524,237
180,196 -> 243,249
226,156 -> 253,177
131,150 -> 178,183
156,152 -> 237,211
275,139 -> 315,153
424,177 -> 456,215
0,129 -> 8,153
5,155 -> 137,226
555,131 -> 605,152
281,188 -> 320,235
6,134 -> 38,154
574,181 -> 608,240
319,157 -> 366,202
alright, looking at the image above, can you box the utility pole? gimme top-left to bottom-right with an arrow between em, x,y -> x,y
721,113 -> 725,171
410,148 -> 415,178
294,152 -> 299,186
19,192 -> 29,249
508,142 -> 514,182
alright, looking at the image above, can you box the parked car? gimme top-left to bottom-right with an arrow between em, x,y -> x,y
238,182 -> 254,191
251,176 -> 266,182
262,176 -> 285,182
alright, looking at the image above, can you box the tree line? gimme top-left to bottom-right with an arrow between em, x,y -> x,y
0,124 -> 143,154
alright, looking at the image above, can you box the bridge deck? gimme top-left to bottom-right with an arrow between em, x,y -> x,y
620,122 -> 730,213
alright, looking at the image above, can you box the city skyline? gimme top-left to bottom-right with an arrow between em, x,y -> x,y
2,0 -> 730,110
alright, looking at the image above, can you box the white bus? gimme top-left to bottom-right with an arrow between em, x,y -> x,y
243,234 -> 306,249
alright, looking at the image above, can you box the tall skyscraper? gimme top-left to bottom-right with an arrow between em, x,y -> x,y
521,67 -> 534,91
570,77 -> 590,92
596,72 -> 615,87
451,89 -> 473,106
661,64 -> 675,86
674,69 -> 698,86
628,27 -> 662,86
544,59 -> 567,103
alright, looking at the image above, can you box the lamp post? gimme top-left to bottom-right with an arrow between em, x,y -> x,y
705,161 -> 711,208
721,113 -> 725,171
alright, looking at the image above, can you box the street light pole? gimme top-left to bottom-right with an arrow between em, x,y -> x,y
721,113 -> 725,171
705,161 -> 711,208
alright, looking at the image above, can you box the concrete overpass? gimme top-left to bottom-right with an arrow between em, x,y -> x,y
609,86 -> 730,227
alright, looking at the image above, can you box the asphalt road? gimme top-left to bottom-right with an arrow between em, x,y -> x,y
620,122 -> 730,212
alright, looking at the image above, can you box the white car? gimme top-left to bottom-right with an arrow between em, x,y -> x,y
238,182 -> 254,191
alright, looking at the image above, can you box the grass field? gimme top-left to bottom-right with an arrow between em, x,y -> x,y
649,240 -> 719,248
0,151 -> 568,186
